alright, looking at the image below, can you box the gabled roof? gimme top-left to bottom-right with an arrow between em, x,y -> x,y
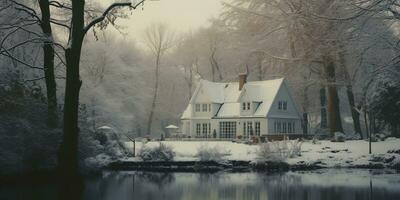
181,78 -> 287,119
189,80 -> 241,103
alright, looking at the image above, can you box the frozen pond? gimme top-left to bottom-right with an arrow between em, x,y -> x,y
1,169 -> 400,200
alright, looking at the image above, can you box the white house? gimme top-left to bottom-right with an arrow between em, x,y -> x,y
180,74 -> 303,140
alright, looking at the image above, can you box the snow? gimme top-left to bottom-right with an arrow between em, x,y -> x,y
182,78 -> 286,119
124,139 -> 400,168
165,125 -> 179,129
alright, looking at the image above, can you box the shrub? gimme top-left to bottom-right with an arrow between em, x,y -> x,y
138,142 -> 175,161
196,145 -> 228,161
331,132 -> 346,142
257,139 -> 303,162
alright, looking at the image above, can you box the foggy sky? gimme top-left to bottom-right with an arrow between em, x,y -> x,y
122,0 -> 223,37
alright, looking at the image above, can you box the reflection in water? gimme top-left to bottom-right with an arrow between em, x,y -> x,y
1,170 -> 400,200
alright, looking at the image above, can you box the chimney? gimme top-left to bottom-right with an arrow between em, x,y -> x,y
239,73 -> 247,91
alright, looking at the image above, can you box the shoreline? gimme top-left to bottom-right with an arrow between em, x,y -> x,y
107,160 -> 400,173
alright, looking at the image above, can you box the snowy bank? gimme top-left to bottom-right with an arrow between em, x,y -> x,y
120,139 -> 400,171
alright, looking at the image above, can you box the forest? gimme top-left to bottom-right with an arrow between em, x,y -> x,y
0,0 -> 399,182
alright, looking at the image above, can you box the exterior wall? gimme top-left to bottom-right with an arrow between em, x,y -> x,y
267,118 -> 302,135
267,81 -> 302,120
185,118 -> 268,139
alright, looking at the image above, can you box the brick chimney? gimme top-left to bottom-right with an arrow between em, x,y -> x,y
239,73 -> 247,91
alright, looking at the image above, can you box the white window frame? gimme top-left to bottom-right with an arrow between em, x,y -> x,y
195,104 -> 201,112
196,124 -> 201,136
255,122 -> 260,136
220,121 -> 237,139
202,123 -> 208,137
202,104 -> 208,112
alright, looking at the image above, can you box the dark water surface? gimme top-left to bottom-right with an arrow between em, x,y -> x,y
1,169 -> 400,200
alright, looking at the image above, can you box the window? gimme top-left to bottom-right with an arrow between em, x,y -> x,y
292,121 -> 296,133
247,121 -> 253,137
277,121 -> 282,133
208,104 -> 211,112
208,123 -> 211,137
196,124 -> 201,136
202,104 -> 208,112
243,122 -> 246,137
243,121 -> 253,138
255,122 -> 260,136
273,120 -> 296,134
220,122 -> 237,139
202,123 -> 208,137
283,122 -> 287,133
242,102 -> 251,111
195,104 -> 200,112
278,101 -> 288,110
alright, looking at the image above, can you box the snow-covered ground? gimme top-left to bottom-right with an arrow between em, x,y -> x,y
124,138 -> 400,168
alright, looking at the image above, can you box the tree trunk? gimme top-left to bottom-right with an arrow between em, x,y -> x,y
210,48 -> 223,81
302,76 -> 310,135
338,44 -> 363,138
58,0 -> 84,178
146,53 -> 160,135
346,86 -> 362,137
320,87 -> 328,129
324,56 -> 343,135
39,0 -> 58,128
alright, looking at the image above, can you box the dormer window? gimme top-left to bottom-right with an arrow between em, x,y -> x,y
242,102 -> 251,111
202,104 -> 208,112
278,100 -> 288,111
195,104 -> 201,112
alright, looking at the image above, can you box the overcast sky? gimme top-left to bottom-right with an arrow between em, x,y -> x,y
119,0 -> 223,38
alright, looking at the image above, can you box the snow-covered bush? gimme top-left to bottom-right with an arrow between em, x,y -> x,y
345,132 -> 361,140
138,142 -> 175,161
196,145 -> 228,161
257,139 -> 302,162
80,125 -> 130,173
331,132 -> 346,142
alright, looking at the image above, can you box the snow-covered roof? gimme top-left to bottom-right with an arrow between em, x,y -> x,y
165,125 -> 179,129
182,78 -> 286,119
190,80 -> 241,103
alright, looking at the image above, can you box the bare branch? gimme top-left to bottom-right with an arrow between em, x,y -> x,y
83,0 -> 146,34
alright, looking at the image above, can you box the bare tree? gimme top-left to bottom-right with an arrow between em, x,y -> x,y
144,23 -> 174,135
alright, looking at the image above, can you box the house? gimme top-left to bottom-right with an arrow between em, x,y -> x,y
180,74 -> 303,140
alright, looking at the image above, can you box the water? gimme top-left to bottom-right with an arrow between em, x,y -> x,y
1,169 -> 400,200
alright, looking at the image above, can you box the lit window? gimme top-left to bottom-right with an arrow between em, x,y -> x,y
195,104 -> 200,112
